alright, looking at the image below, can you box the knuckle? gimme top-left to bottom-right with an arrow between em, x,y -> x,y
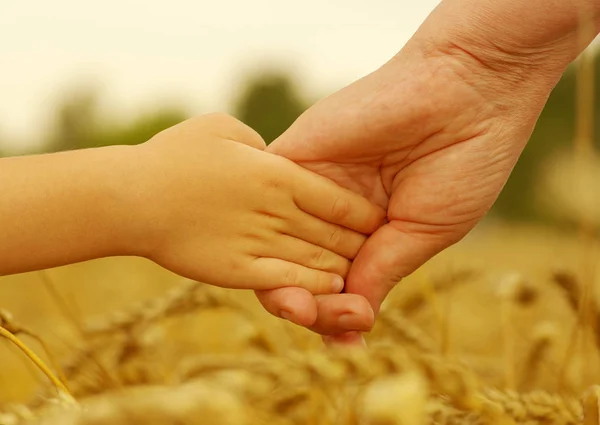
187,113 -> 245,138
327,226 -> 343,248
330,197 -> 351,222
309,247 -> 327,268
228,256 -> 245,274
203,112 -> 240,126
282,265 -> 299,287
261,175 -> 284,192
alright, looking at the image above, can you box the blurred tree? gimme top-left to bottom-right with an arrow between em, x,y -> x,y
491,55 -> 600,224
96,108 -> 188,148
45,86 -> 187,153
233,71 -> 309,145
47,87 -> 101,152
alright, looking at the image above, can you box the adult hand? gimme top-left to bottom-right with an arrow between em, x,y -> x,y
256,0 -> 600,342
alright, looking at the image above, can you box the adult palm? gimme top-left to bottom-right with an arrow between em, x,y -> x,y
255,42 -> 552,341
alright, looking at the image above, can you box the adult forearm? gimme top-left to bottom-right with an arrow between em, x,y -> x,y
428,0 -> 597,49
407,0 -> 600,102
0,146 -> 146,276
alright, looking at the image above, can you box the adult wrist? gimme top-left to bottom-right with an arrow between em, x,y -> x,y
408,0 -> 600,107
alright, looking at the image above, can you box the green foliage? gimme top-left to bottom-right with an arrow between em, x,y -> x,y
47,88 -> 101,152
233,72 -> 309,145
96,109 -> 188,148
45,87 -> 187,153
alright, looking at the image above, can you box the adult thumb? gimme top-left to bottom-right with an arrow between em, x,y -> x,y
343,220 -> 459,315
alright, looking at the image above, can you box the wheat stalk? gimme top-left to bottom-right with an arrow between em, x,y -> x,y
0,309 -> 70,394
519,322 -> 559,391
376,310 -> 437,353
83,280 -> 246,337
0,324 -> 71,399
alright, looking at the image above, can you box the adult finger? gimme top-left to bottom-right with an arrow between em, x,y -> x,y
255,287 -> 317,327
320,221 -> 457,345
343,221 -> 457,313
308,294 -> 374,335
255,289 -> 375,334
257,225 -> 438,336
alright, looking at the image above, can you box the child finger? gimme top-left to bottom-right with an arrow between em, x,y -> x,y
249,257 -> 345,295
282,211 -> 368,260
264,234 -> 352,277
291,172 -> 386,234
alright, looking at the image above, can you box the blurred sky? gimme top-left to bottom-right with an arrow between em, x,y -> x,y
0,1 -> 440,148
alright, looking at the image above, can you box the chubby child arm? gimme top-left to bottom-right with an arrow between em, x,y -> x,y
0,114 -> 385,293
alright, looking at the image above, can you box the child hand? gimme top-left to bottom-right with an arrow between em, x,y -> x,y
134,114 -> 386,293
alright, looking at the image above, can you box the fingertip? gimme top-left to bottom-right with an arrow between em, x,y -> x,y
310,272 -> 346,295
306,294 -> 375,335
255,287 -> 318,327
332,275 -> 345,293
277,292 -> 318,327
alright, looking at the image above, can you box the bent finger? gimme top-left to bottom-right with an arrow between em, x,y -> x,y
204,113 -> 267,150
249,257 -> 345,295
346,221 -> 456,314
262,234 -> 351,278
283,212 -> 368,260
307,293 -> 375,335
291,170 -> 386,234
255,287 -> 317,327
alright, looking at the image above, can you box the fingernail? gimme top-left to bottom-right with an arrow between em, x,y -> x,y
280,310 -> 293,322
332,276 -> 344,293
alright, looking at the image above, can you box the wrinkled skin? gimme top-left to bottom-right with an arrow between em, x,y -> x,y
254,34 -> 566,343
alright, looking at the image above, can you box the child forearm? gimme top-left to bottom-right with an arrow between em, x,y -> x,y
0,146 -> 145,275
0,114 -> 383,292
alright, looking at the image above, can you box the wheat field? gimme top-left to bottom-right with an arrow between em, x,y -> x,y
0,28 -> 599,425
0,220 -> 598,425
